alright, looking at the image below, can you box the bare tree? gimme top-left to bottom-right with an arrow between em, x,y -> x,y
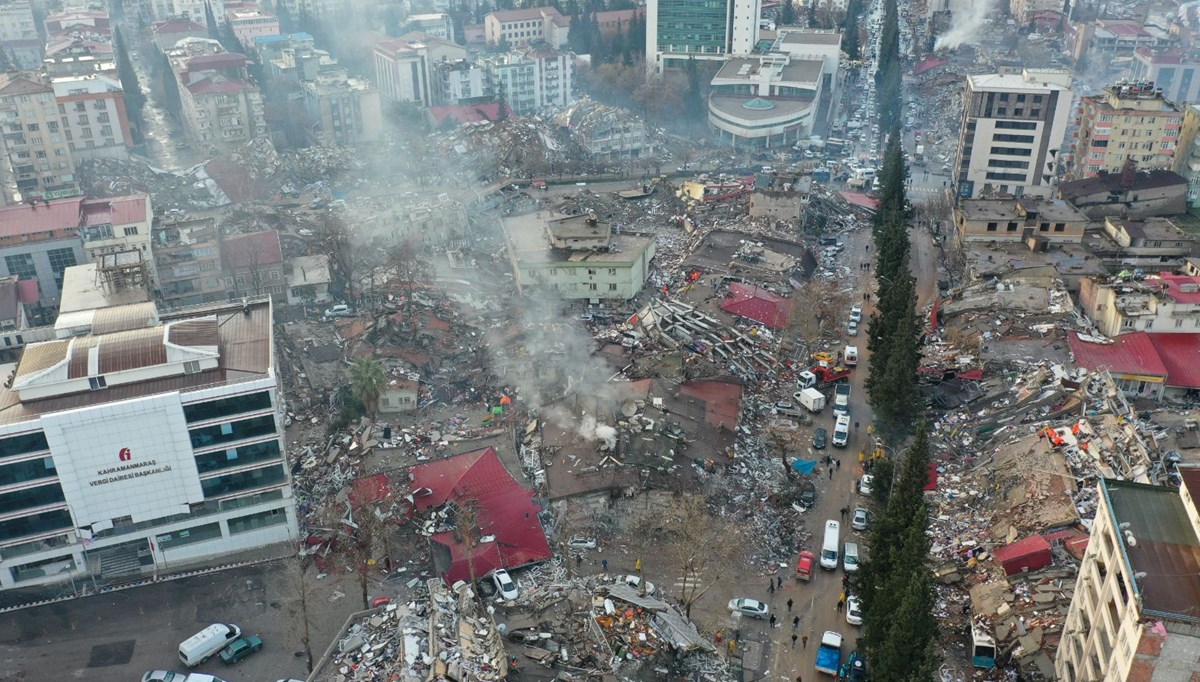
287,557 -> 317,673
316,214 -> 361,309
388,240 -> 432,338
786,278 -> 855,359
454,498 -> 483,589
654,495 -> 747,618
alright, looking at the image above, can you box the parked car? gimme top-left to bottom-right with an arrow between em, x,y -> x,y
143,673 -> 187,682
799,481 -> 817,510
852,507 -> 869,531
850,305 -> 863,322
622,574 -> 657,595
858,474 -> 874,496
493,568 -> 519,600
324,304 -> 352,317
846,595 -> 863,626
847,320 -> 859,337
567,537 -> 597,550
219,634 -> 263,664
813,427 -> 828,449
728,598 -> 770,619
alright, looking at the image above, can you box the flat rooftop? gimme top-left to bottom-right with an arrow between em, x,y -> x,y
958,199 -> 1020,221
777,29 -> 842,46
1110,217 -> 1189,241
969,72 -> 1070,92
502,212 -> 651,265
59,263 -> 150,314
1103,479 -> 1200,622
0,299 -> 274,428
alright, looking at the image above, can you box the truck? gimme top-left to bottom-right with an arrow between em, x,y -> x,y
797,387 -> 826,413
815,631 -> 843,675
798,366 -> 852,389
834,384 -> 852,416
914,144 -> 926,165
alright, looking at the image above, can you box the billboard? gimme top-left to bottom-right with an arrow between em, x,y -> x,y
41,393 -> 205,527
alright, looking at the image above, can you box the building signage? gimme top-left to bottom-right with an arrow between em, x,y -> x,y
40,393 -> 205,527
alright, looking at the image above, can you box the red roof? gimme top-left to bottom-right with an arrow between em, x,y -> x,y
16,279 -> 38,303
914,56 -> 946,75
221,230 -> 282,269
428,102 -> 513,125
349,472 -> 391,507
720,282 -> 789,329
81,195 -> 147,226
1154,273 -> 1200,304
409,447 -> 552,585
992,535 -> 1053,576
1067,331 -> 1167,377
838,191 -> 881,211
0,194 -> 148,238
1147,334 -> 1200,389
679,379 -> 742,429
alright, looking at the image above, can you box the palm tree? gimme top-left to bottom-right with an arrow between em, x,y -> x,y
349,358 -> 387,417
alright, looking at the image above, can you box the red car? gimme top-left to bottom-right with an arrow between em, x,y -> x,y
796,550 -> 816,581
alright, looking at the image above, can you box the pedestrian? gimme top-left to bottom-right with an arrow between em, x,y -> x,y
796,675 -> 804,682
576,554 -> 582,566
836,459 -> 841,469
769,614 -> 777,628
601,558 -> 608,572
828,468 -> 833,480
792,615 -> 800,628
840,506 -> 848,519
769,580 -> 776,594
802,634 -> 809,649
777,576 -> 783,588
839,591 -> 846,606
792,633 -> 798,647
787,598 -> 794,611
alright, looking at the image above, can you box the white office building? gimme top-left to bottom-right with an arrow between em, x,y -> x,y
0,289 -> 296,594
953,68 -> 1074,199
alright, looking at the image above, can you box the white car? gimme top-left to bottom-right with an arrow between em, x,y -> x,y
622,574 -> 657,595
859,474 -> 874,496
143,673 -> 186,682
567,537 -> 597,550
728,598 -> 770,619
846,595 -> 863,626
324,304 -> 352,317
492,569 -> 518,600
848,320 -> 859,337
852,507 -> 870,531
850,305 -> 863,322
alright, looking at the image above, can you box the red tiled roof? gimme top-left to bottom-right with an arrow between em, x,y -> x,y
428,102 -> 512,125
186,76 -> 248,95
1068,331 -> 1168,377
720,282 -> 790,329
0,194 -> 148,238
409,447 -> 552,585
221,230 -> 282,269
1154,273 -> 1200,305
838,191 -> 882,211
678,379 -> 742,429
1147,334 -> 1200,389
349,472 -> 391,507
914,56 -> 946,75
187,53 -> 248,70
81,195 -> 147,226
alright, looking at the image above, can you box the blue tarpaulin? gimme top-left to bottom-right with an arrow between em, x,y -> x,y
791,459 -> 817,475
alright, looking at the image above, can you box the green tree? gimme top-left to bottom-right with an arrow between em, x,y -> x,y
685,57 -> 704,125
349,358 -> 387,417
841,0 -> 860,60
113,26 -> 145,135
779,0 -> 796,26
205,0 -> 220,38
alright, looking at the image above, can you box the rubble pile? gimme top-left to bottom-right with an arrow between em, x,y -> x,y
78,157 -> 229,208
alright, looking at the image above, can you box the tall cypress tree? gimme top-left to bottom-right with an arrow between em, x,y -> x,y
205,1 -> 220,38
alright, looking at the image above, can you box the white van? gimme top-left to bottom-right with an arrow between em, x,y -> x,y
843,542 -> 860,573
833,415 -> 851,448
821,520 -> 841,570
178,623 -> 241,667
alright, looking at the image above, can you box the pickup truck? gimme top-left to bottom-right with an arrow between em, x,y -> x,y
815,631 -> 843,675
834,384 -> 851,416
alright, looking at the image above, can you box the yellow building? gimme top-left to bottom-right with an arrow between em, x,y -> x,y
1071,83 -> 1183,179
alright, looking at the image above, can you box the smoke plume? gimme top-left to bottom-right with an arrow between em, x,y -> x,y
934,0 -> 993,51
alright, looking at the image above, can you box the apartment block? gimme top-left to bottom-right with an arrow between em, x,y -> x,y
150,0 -> 223,25
953,197 -> 1087,244
51,75 -> 133,162
150,19 -> 206,53
646,0 -> 761,72
435,59 -> 489,105
405,13 -> 454,42
1129,48 -> 1200,107
1008,0 -> 1062,23
1071,82 -> 1183,180
220,230 -> 285,301
300,71 -> 383,146
373,33 -> 466,106
225,7 -> 280,50
481,48 -> 574,116
0,74 -> 78,203
0,0 -> 41,69
0,193 -> 152,320
1078,272 -> 1200,336
484,7 -> 569,49
153,216 -> 227,308
952,68 -> 1073,199
1054,475 -> 1200,681
167,39 -> 265,151
0,289 -> 296,594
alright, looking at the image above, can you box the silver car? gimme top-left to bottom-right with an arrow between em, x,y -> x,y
728,598 -> 769,619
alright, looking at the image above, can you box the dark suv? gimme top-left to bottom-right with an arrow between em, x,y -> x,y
812,427 -> 828,449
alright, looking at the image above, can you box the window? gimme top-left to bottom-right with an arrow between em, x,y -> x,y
46,247 -> 77,287
608,283 -> 617,291
588,283 -> 598,291
1122,318 -> 1136,329
155,522 -> 222,550
986,222 -> 998,232
88,376 -> 106,390
0,456 -> 56,487
1006,222 -> 1019,232
189,414 -> 276,448
123,226 -> 138,236
0,509 -> 72,543
1144,319 -> 1154,330
4,253 -> 36,281
1176,319 -> 1184,328
200,463 -> 287,498
1054,223 -> 1066,232
183,360 -> 201,374
0,432 -> 49,460
10,554 -> 76,583
0,483 -> 66,516
194,440 -> 281,474
25,123 -> 37,131
227,507 -> 287,534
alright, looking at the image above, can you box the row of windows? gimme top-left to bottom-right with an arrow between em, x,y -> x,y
155,506 -> 287,552
0,508 -> 71,543
984,221 -> 1068,232
201,463 -> 287,499
993,134 -> 1035,144
0,482 -> 65,516
189,414 -> 277,449
0,432 -> 49,460
995,120 -> 1038,130
195,439 -> 282,475
988,159 -> 1030,169
985,171 -> 1027,182
183,391 -> 272,424
0,456 -> 56,488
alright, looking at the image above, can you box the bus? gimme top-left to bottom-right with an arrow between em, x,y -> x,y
971,626 -> 997,668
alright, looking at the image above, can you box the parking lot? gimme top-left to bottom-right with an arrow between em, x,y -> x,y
0,561 -> 363,682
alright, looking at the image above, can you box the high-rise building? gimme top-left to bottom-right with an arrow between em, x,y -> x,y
0,73 -> 79,203
645,0 -> 762,73
481,48 -> 574,115
0,285 -> 296,594
51,75 -> 134,162
373,33 -> 466,107
1054,473 -> 1200,681
1129,48 -> 1200,108
166,39 -> 266,151
952,68 -> 1073,199
1070,82 -> 1183,180
300,71 -> 383,146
